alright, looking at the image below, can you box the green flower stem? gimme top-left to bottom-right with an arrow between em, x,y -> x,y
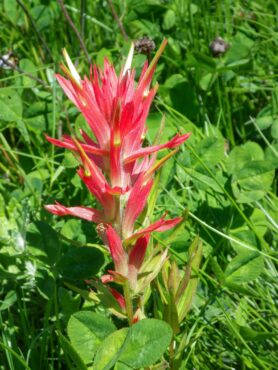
169,339 -> 175,369
123,280 -> 134,326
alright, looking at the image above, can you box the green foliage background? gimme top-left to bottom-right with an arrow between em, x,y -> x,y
0,0 -> 277,369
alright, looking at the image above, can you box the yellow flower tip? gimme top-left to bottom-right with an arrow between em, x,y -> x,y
143,82 -> 159,98
143,88 -> 149,98
62,48 -> 81,86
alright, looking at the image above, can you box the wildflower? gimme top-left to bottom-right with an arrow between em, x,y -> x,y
45,40 -> 190,319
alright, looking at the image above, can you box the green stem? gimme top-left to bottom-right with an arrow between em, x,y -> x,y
123,281 -> 133,326
169,339 -> 175,369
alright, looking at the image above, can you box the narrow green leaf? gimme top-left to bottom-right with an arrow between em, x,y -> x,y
163,298 -> 180,334
235,324 -> 277,342
177,237 -> 202,321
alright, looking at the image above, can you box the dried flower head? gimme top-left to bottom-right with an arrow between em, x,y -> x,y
134,36 -> 156,55
209,36 -> 229,57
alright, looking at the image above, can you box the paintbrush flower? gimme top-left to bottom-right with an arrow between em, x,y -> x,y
45,40 -> 190,297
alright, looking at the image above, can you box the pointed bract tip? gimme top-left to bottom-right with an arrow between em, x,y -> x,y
123,42 -> 135,76
62,48 -> 81,86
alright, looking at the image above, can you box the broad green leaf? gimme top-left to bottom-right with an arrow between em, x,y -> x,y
265,143 -> 278,167
36,269 -> 56,300
169,81 -> 199,118
163,74 -> 187,89
229,230 -> 258,255
114,363 -> 133,370
26,114 -> 47,133
234,160 -> 275,183
3,0 -> 19,24
163,9 -> 176,30
30,5 -> 54,31
223,58 -> 250,69
187,168 -> 224,193
57,332 -> 87,370
271,119 -> 278,139
225,253 -> 264,284
0,195 -> 12,244
249,208 -> 268,237
0,266 -> 18,280
189,3 -> 199,15
235,298 -> 249,326
0,88 -> 22,119
199,72 -> 216,91
128,19 -> 160,39
256,116 -> 275,130
35,221 -> 61,265
193,136 -> 225,167
25,169 -> 49,194
61,219 -> 86,244
93,328 -> 129,370
209,257 -> 225,283
234,190 -> 265,203
232,160 -> 275,202
0,291 -> 17,311
225,32 -> 253,64
58,247 -> 104,280
20,59 -> 38,88
224,282 -> 259,297
117,319 -> 172,368
62,151 -> 79,168
226,141 -> 264,175
59,287 -> 81,319
68,311 -> 116,364
94,319 -> 172,369
167,36 -> 182,57
0,88 -> 29,142
192,52 -> 217,71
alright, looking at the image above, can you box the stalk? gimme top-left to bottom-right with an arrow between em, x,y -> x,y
116,191 -> 133,325
169,339 -> 175,369
123,280 -> 134,326
113,194 -> 122,236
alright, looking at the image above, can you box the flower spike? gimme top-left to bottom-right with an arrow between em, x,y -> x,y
45,40 -> 190,319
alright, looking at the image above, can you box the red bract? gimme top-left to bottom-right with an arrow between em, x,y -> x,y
45,40 -> 190,301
